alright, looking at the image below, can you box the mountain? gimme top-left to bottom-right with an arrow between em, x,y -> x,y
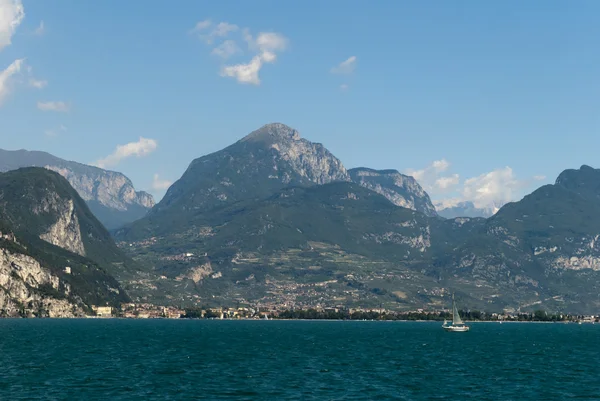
349,167 -> 437,216
112,120 -> 600,313
0,168 -> 132,316
436,201 -> 497,218
0,149 -> 155,230
126,123 -> 350,238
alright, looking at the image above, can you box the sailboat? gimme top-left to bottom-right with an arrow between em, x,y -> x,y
442,294 -> 470,332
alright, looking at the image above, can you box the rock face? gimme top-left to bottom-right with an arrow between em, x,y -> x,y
0,214 -> 129,317
38,199 -> 86,257
0,168 -> 140,283
349,167 -> 437,216
0,149 -> 154,229
0,243 -> 85,317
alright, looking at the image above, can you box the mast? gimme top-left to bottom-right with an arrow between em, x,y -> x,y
452,293 -> 464,325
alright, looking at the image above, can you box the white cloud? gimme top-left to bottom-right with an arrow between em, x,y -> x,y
37,101 -> 70,112
211,39 -> 240,59
331,56 -> 357,74
220,30 -> 287,85
405,158 -> 452,185
220,55 -> 263,85
29,77 -> 47,88
190,19 -> 211,33
191,20 -> 288,85
435,174 -> 460,190
212,22 -> 238,38
94,137 -> 158,169
0,58 -> 23,105
44,124 -> 66,138
0,0 -> 24,52
151,174 -> 172,191
33,20 -> 44,36
533,175 -> 546,181
407,160 -> 542,213
340,83 -> 349,91
191,20 -> 238,44
254,32 -> 288,53
461,167 -> 528,209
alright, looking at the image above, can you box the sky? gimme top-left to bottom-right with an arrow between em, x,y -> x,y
1,1 -> 600,209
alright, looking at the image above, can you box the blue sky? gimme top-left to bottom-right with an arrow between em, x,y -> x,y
1,1 -> 600,209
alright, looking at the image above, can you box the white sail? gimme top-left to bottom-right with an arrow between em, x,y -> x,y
443,293 -> 469,332
452,301 -> 463,325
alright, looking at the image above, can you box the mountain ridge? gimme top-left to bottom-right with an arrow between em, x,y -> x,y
0,168 -> 131,316
0,148 -> 154,230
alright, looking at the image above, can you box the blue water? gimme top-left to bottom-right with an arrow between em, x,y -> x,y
0,320 -> 598,400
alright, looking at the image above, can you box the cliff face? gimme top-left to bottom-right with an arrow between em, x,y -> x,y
38,199 -> 86,257
0,149 -> 154,229
349,168 -> 437,216
0,241 -> 86,317
0,168 -> 140,285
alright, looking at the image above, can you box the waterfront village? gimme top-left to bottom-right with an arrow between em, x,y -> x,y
90,303 -> 600,323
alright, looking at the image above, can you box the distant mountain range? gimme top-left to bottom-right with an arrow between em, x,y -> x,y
0,168 -> 132,317
436,201 -> 499,219
0,149 -> 154,230
112,123 -> 600,313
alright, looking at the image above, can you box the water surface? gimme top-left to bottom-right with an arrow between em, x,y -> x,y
0,320 -> 598,400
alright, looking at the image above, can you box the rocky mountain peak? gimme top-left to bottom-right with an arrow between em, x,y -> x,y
240,123 -> 301,144
348,167 -> 437,216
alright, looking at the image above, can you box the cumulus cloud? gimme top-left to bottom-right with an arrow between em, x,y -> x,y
405,159 -> 454,191
461,167 -> 528,209
191,19 -> 288,85
211,39 -> 240,59
37,101 -> 70,112
406,160 -> 545,213
191,20 -> 238,44
0,0 -> 24,51
191,19 -> 211,32
0,58 -> 23,105
33,20 -> 44,36
94,137 -> 158,169
331,56 -> 357,74
219,30 -> 288,85
220,55 -> 264,85
435,174 -> 460,190
151,174 -> 172,191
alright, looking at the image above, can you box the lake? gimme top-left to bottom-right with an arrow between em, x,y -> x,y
0,320 -> 598,400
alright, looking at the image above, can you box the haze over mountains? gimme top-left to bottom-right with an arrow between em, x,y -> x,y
3,123 -> 600,313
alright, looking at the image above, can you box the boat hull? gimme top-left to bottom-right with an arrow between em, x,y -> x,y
442,325 -> 470,332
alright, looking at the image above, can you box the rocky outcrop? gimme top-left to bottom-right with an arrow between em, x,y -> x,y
349,167 -> 437,216
0,246 -> 85,317
39,199 -> 86,257
241,123 -> 350,184
45,165 -> 154,211
0,149 -> 154,229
